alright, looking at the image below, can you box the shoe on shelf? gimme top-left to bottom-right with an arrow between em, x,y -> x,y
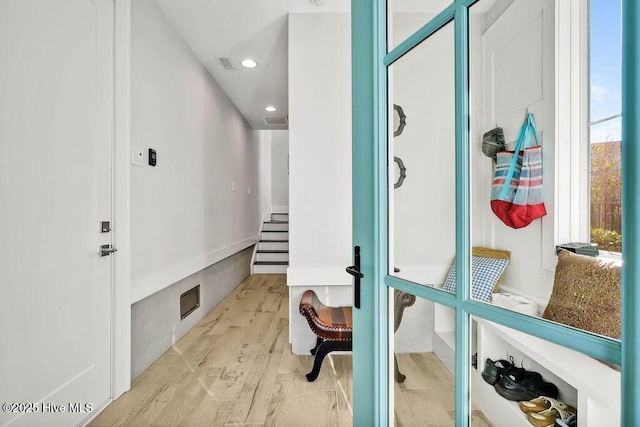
481,357 -> 514,385
519,396 -> 574,414
554,414 -> 577,427
494,373 -> 558,401
528,402 -> 576,427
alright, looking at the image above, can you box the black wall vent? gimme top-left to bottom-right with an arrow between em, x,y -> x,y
180,285 -> 200,320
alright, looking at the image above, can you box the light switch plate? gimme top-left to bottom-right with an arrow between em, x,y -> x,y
131,146 -> 144,166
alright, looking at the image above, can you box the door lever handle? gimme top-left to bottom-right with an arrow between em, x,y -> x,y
346,246 -> 363,308
100,244 -> 117,257
346,266 -> 364,279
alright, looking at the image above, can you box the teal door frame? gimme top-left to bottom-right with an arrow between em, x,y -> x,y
351,0 -> 640,425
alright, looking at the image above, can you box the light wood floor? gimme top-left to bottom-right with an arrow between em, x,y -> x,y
90,274 -> 492,426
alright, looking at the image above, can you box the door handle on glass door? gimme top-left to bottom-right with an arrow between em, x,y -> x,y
346,246 -> 364,308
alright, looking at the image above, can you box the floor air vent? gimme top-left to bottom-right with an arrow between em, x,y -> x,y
180,285 -> 200,320
263,116 -> 288,125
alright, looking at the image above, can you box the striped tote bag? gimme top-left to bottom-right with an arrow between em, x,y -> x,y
490,113 -> 547,229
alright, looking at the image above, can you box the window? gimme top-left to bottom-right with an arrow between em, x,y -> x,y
588,0 -> 622,253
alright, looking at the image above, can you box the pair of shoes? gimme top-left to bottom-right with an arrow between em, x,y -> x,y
523,397 -> 576,426
482,356 -> 543,382
554,414 -> 577,427
481,357 -> 514,385
482,356 -> 534,385
494,365 -> 558,401
518,396 -> 573,414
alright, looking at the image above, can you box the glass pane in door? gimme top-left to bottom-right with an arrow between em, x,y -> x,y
388,0 -> 453,50
467,0 -> 622,343
467,0 -> 557,310
393,296 -> 497,425
389,21 -> 456,291
393,295 -> 459,426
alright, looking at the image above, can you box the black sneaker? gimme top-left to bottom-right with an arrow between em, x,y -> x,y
494,373 -> 559,401
502,363 -> 543,383
481,358 -> 514,385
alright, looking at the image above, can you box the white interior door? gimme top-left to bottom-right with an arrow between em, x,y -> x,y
0,1 -> 114,425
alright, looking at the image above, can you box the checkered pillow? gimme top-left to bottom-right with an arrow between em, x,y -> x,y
442,256 -> 509,302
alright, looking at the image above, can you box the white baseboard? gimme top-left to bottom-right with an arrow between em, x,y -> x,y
131,235 -> 259,303
433,331 -> 455,375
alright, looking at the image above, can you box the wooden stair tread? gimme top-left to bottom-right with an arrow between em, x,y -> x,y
259,239 -> 288,243
264,220 -> 288,224
257,250 -> 289,253
254,261 -> 289,265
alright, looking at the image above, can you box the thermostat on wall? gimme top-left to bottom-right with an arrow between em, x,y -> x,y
148,148 -> 157,166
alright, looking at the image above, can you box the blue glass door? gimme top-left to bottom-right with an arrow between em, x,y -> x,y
351,0 -> 640,425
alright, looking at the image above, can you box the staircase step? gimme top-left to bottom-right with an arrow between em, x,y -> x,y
261,231 -> 288,240
254,261 -> 288,265
271,213 -> 289,221
263,221 -> 288,231
256,251 -> 289,262
258,240 -> 288,251
253,261 -> 288,274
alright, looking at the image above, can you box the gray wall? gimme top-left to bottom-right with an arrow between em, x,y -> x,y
131,247 -> 252,379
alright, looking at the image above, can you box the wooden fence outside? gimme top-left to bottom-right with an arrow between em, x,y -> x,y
591,202 -> 622,234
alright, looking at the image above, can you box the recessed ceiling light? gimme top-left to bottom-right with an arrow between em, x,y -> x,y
240,59 -> 258,69
265,105 -> 277,112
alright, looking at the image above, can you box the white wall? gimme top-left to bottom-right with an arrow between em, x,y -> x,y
130,0 -> 260,302
287,14 -> 352,353
271,130 -> 289,211
288,13 -> 352,285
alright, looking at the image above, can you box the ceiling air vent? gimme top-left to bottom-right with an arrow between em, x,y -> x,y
218,57 -> 236,71
263,116 -> 288,125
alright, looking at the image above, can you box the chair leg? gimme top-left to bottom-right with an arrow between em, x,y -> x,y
394,353 -> 406,383
306,340 -> 352,382
310,336 -> 323,355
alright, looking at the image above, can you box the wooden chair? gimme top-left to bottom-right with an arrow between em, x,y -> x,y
393,289 -> 416,382
299,289 -> 416,382
299,290 -> 352,382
